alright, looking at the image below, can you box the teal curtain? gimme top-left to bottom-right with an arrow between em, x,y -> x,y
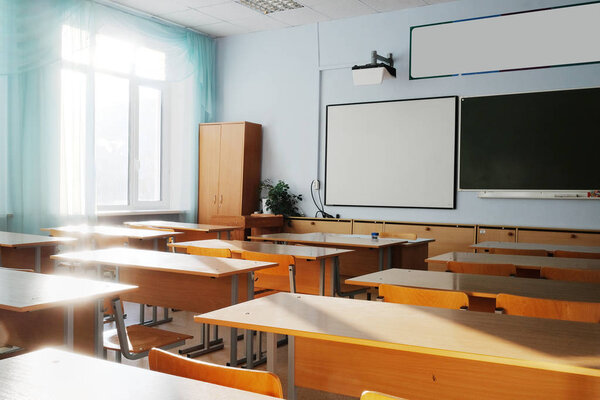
0,0 -> 215,233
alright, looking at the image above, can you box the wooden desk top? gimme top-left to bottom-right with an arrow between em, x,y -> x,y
472,241 -> 600,254
195,292 -> 600,374
0,231 -> 75,248
427,252 -> 600,271
346,268 -> 600,302
0,269 -> 136,312
169,239 -> 353,260
0,348 -> 280,400
51,248 -> 276,278
42,225 -> 178,240
248,232 -> 409,248
125,220 -> 241,232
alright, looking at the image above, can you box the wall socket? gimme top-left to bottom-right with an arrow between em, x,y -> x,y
312,179 -> 320,190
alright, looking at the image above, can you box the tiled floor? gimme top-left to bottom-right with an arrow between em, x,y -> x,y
107,302 -> 357,400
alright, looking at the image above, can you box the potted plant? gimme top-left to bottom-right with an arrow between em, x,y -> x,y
259,179 -> 303,218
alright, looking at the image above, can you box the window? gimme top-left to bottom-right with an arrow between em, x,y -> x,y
60,25 -> 168,213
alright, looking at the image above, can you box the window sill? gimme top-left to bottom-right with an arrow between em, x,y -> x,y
96,209 -> 184,217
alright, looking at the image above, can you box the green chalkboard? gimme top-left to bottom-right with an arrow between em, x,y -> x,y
459,87 -> 600,190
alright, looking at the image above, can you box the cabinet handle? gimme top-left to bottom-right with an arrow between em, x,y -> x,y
571,234 -> 577,239
508,232 -> 514,236
213,195 -> 217,204
220,195 -> 223,204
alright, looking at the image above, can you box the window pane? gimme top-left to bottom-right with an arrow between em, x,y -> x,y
138,86 -> 162,202
62,25 -> 90,65
95,73 -> 129,206
60,69 -> 87,215
94,35 -> 133,74
135,47 -> 166,81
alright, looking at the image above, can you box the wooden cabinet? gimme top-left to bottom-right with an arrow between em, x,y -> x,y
284,218 -> 353,234
383,223 -> 476,257
197,122 -> 262,223
477,226 -> 516,243
517,229 -> 600,246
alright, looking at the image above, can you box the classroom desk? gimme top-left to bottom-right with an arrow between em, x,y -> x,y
0,231 -> 75,273
346,268 -> 600,303
195,292 -> 600,400
124,220 -> 241,241
249,233 -> 432,273
43,225 -> 179,250
472,241 -> 600,255
0,268 -> 135,357
169,239 -> 353,296
426,251 -> 600,272
51,248 -> 276,365
0,348 -> 281,400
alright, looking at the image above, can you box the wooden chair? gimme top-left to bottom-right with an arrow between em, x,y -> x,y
186,247 -> 232,258
540,266 -> 600,283
447,261 -> 516,277
380,232 -> 417,240
495,293 -> 600,323
361,391 -> 407,400
489,248 -> 548,257
379,284 -> 469,310
241,251 -> 297,293
149,348 -> 284,398
103,297 -> 192,362
553,250 -> 600,260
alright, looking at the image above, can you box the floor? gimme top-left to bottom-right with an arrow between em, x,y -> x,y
106,301 -> 358,400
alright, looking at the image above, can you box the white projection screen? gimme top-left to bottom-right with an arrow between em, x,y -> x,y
410,2 -> 600,79
325,97 -> 457,209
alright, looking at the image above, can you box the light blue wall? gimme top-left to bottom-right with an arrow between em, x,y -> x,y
216,0 -> 600,229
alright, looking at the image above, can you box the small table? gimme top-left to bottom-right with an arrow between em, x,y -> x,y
52,248 -> 276,366
471,241 -> 600,256
0,268 -> 135,357
43,225 -> 178,250
195,292 -> 600,400
0,231 -> 75,273
0,348 -> 281,400
124,220 -> 241,241
169,239 -> 353,296
426,251 -> 600,272
346,268 -> 600,303
249,232 -> 413,272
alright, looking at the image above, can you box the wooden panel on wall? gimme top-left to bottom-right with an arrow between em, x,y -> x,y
352,220 -> 384,235
477,227 -> 516,243
284,218 -> 352,234
384,223 -> 475,257
517,229 -> 600,246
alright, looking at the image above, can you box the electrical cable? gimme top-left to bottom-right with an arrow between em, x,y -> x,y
310,181 -> 333,218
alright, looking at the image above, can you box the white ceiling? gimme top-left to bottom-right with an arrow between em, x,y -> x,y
107,0 -> 457,38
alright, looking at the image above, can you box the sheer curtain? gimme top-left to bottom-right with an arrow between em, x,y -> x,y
0,0 -> 215,233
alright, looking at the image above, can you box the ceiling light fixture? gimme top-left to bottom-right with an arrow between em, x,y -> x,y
237,0 -> 304,14
352,51 -> 396,85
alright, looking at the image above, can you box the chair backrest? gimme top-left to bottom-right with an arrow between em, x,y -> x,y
361,391 -> 407,400
447,261 -> 516,277
540,267 -> 600,283
489,248 -> 548,257
496,293 -> 600,323
379,284 -> 469,310
149,348 -> 284,398
553,250 -> 600,260
241,251 -> 296,293
380,232 -> 417,240
187,247 -> 232,258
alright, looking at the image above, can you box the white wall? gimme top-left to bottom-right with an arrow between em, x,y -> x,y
216,0 -> 600,229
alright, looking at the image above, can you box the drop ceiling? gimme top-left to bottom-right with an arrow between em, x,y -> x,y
107,0 -> 457,38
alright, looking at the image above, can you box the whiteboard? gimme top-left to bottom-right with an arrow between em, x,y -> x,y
410,2 -> 600,79
325,97 -> 457,209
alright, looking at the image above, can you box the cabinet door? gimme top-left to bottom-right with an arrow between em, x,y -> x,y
477,227 -> 516,243
198,125 -> 221,223
218,123 -> 244,216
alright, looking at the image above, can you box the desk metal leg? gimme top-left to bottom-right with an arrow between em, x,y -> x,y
0,249 -> 2,267
319,260 -> 325,296
153,238 -> 158,250
245,271 -> 255,369
227,231 -> 231,240
64,305 -> 74,350
288,335 -> 296,400
34,246 -> 41,273
229,274 -> 239,368
378,248 -> 384,271
217,232 -> 221,239
387,247 -> 393,269
94,299 -> 103,357
266,332 -> 276,372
